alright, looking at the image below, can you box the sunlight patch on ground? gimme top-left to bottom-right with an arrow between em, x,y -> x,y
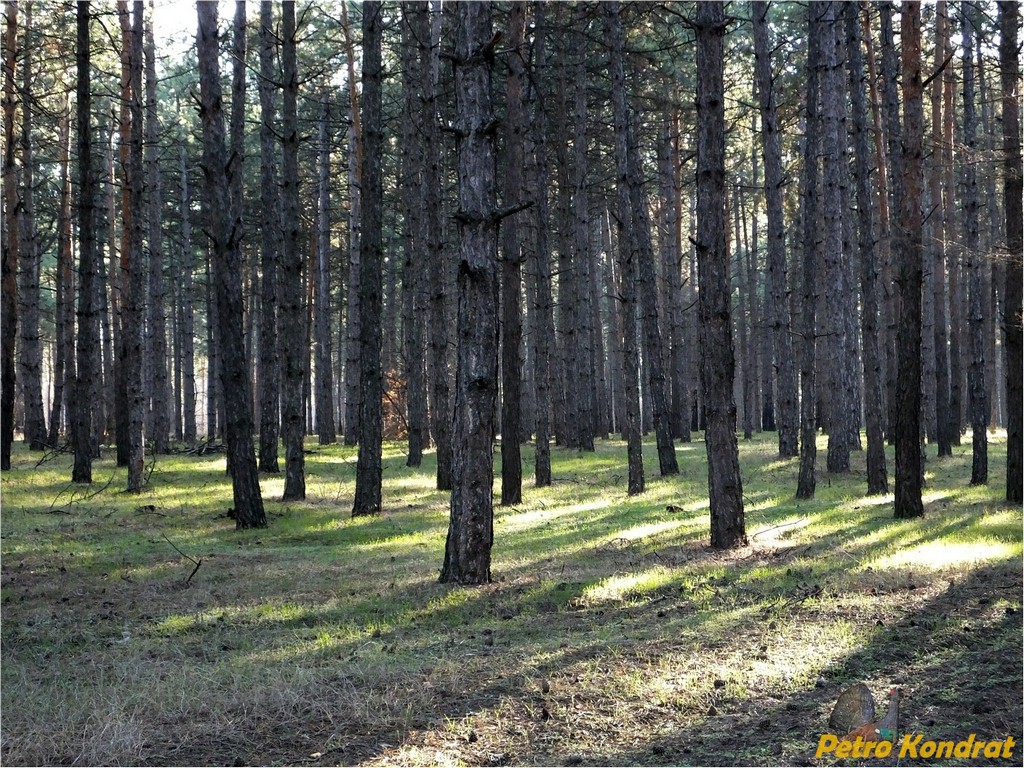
501,498 -> 613,530
875,539 -> 1019,571
611,519 -> 685,542
581,566 -> 675,603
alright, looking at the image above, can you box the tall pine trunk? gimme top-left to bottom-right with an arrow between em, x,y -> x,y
49,97 -> 75,446
279,0 -> 305,500
196,0 -> 266,528
257,0 -> 280,469
440,1 -> 499,585
353,1 -> 384,517
17,3 -> 45,451
605,0 -> 644,495
145,0 -> 169,453
72,1 -> 98,483
961,2 -> 987,485
999,0 -> 1022,503
2,0 -> 19,469
314,99 -> 336,445
847,1 -> 888,493
753,0 -> 797,458
894,1 -> 925,519
696,0 -> 745,548
499,1 -> 528,505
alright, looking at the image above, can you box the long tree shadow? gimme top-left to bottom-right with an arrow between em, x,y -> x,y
594,559 -> 1022,767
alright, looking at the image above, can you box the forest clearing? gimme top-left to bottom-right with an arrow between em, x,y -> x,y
1,433 -> 1020,766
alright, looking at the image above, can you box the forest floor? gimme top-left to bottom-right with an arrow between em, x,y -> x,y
1,431 -> 1020,767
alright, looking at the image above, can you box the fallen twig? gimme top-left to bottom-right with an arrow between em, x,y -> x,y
162,533 -> 202,585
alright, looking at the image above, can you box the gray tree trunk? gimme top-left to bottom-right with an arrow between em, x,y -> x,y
257,0 -> 279,469
314,98 -> 336,445
500,1 -> 528,505
279,0 -> 305,499
123,0 -> 146,492
178,137 -> 197,444
144,0 -> 169,453
71,1 -> 98,481
999,0 -> 1022,503
440,0 -> 500,585
696,0 -> 745,547
605,0 -> 644,495
341,2 -> 361,447
961,2 -> 987,485
401,5 -> 425,468
796,2 -> 824,501
17,3 -> 45,451
49,98 -> 74,445
846,1 -> 888,493
196,0 -> 266,527
353,1 -> 384,517
2,0 -> 18,469
894,0 -> 925,519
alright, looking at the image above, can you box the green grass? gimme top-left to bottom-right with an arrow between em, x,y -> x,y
1,431 -> 1020,766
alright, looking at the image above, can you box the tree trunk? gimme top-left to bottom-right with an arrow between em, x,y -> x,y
279,0 -> 305,500
500,1 -> 527,505
605,0 -> 644,495
177,137 -> 197,444
353,1 -> 384,517
401,5 -> 425,468
196,0 -> 266,528
17,3 -> 45,451
734,187 -> 752,440
796,2 -> 824,501
894,0 -> 925,519
999,0 -> 1022,503
753,1 -> 798,456
526,2 -> 553,488
257,0 -> 279,469
822,2 -> 850,475
961,2 -> 987,485
846,1 -> 888,494
880,2 -> 904,446
71,1 -> 98,482
696,1 -> 745,547
145,0 -> 169,453
440,0 -> 499,585
418,1 -> 452,491
49,97 -> 75,446
340,1 -> 362,447
122,0 -> 146,492
314,98 -> 336,445
2,0 -> 19,469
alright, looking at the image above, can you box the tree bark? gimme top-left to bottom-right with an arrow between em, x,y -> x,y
605,0 -> 644,495
894,0 -> 925,519
401,5 -> 425,468
999,0 -> 1022,503
440,0 -> 499,585
257,0 -> 279,469
340,1 -> 362,447
2,0 -> 19,470
196,0 -> 266,528
123,0 -> 146,492
145,0 -> 169,453
961,2 -> 987,485
353,1 -> 384,517
419,1 -> 452,491
49,96 -> 75,446
846,1 -> 888,493
279,0 -> 305,499
526,1 -> 553,488
17,2 -> 45,451
696,0 -> 745,547
822,2 -> 850,474
314,98 -> 336,445
500,1 -> 528,505
71,1 -> 98,482
753,1 -> 796,459
796,2 -> 824,501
